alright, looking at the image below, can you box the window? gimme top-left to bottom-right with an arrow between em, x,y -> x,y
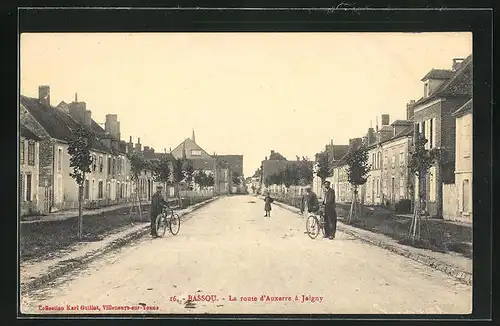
463,119 -> 471,157
384,151 -> 388,169
20,140 -> 25,164
391,155 -> 396,168
191,149 -> 202,156
107,157 -> 112,175
112,158 -> 116,176
377,152 -> 381,170
376,178 -> 380,197
92,154 -> 97,172
429,119 -> 434,149
25,174 -> 32,201
28,142 -> 35,166
399,152 -> 405,166
399,177 -> 405,198
20,174 -> 24,201
58,148 -> 63,171
98,181 -> 103,199
99,156 -> 103,173
92,180 -> 95,199
84,179 -> 90,199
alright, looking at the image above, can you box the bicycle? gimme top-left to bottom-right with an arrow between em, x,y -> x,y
155,206 -> 181,237
306,207 -> 325,239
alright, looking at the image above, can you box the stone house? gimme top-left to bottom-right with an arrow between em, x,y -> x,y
19,125 -> 41,215
20,86 -> 152,211
408,55 -> 472,217
377,120 -> 414,206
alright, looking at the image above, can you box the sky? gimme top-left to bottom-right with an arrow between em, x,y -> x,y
20,32 -> 472,177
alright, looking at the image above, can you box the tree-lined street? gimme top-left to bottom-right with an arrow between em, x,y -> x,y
21,196 -> 471,315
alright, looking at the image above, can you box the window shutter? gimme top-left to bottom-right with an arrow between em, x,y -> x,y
431,118 -> 436,148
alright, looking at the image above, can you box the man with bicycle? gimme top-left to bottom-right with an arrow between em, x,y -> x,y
150,185 -> 171,238
322,181 -> 337,239
301,185 -> 320,215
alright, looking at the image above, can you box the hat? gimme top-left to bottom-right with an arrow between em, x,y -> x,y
156,185 -> 164,190
323,181 -> 331,185
305,185 -> 312,190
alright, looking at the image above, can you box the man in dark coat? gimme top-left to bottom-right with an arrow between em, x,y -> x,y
300,185 -> 319,215
150,185 -> 170,237
322,181 -> 337,239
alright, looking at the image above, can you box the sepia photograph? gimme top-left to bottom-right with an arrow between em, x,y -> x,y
18,28 -> 475,315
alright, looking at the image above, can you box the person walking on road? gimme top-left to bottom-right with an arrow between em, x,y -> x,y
322,181 -> 338,239
300,185 -> 319,216
150,185 -> 170,238
264,192 -> 274,217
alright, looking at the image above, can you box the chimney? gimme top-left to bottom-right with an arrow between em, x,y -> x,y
452,58 -> 465,71
376,116 -> 379,132
69,101 -> 86,123
381,114 -> 390,126
105,114 -> 120,140
127,137 -> 134,154
84,110 -> 92,127
39,85 -> 50,107
135,138 -> 142,153
367,127 -> 375,145
406,100 -> 415,120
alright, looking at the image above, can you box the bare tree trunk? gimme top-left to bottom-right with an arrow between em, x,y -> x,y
78,184 -> 83,240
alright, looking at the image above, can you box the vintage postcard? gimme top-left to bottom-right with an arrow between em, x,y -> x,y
19,22 -> 474,316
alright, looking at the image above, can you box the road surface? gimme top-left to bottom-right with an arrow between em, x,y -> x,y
21,195 -> 472,314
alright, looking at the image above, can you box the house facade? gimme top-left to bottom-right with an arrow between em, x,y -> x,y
409,56 -> 472,217
443,99 -> 472,222
20,125 -> 41,215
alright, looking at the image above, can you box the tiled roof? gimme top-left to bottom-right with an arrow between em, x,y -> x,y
21,95 -> 111,153
20,124 -> 41,141
217,154 -> 244,176
21,95 -> 80,141
413,55 -> 472,107
421,69 -> 454,81
452,98 -> 472,117
390,120 -> 413,126
379,126 -> 413,145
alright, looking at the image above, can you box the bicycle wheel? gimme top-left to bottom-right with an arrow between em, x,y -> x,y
156,214 -> 167,237
306,215 -> 320,239
169,213 -> 181,235
319,217 -> 325,237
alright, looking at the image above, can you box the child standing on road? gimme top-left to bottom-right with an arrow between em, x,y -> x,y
264,193 -> 274,217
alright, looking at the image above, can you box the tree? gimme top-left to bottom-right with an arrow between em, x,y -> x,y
183,159 -> 195,190
67,127 -> 94,239
407,133 -> 442,242
344,144 -> 371,223
315,151 -> 332,185
194,169 -> 207,189
296,159 -> 314,186
153,155 -> 171,190
232,171 -> 242,186
127,151 -> 149,221
283,164 -> 299,189
172,158 -> 194,205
